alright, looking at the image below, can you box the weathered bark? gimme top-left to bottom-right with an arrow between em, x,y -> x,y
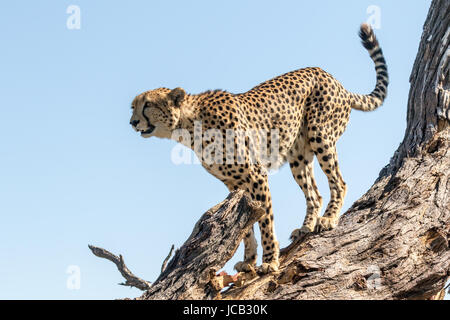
135,0 -> 449,300
139,190 -> 265,300
381,0 -> 449,176
88,245 -> 152,291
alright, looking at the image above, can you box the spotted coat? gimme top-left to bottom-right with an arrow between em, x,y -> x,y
130,24 -> 389,273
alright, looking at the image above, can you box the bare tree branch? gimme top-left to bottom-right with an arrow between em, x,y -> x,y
88,245 -> 152,291
138,190 -> 265,300
161,245 -> 175,274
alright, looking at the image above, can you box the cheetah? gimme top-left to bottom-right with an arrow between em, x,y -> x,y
130,24 -> 388,273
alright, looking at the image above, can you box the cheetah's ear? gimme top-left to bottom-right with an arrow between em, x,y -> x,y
168,87 -> 186,107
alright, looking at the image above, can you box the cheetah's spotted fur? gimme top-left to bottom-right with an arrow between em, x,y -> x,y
130,24 -> 389,273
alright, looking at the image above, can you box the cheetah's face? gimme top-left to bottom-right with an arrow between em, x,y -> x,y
130,87 -> 185,139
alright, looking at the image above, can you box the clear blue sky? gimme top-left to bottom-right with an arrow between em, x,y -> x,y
0,1 -> 440,299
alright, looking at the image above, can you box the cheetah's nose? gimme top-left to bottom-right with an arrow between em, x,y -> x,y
130,120 -> 140,127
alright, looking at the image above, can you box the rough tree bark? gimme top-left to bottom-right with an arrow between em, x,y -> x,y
90,0 -> 448,300
139,191 -> 265,300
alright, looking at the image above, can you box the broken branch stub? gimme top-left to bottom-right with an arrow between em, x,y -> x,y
139,190 -> 265,300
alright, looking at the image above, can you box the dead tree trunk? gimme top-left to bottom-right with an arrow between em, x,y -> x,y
134,0 -> 449,300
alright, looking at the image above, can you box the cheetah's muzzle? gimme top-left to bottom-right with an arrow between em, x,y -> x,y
141,124 -> 155,135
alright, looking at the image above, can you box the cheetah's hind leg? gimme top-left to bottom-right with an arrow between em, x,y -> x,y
288,137 -> 323,242
309,135 -> 347,233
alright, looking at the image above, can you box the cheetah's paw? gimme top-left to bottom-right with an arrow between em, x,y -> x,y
290,226 -> 313,242
314,217 -> 338,233
259,260 -> 279,274
234,261 -> 256,273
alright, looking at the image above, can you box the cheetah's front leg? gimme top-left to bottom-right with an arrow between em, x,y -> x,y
227,167 -> 279,274
224,181 -> 258,273
234,226 -> 258,273
249,173 -> 279,274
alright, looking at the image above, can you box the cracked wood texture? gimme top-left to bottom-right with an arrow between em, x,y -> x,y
139,190 -> 265,300
140,0 -> 449,300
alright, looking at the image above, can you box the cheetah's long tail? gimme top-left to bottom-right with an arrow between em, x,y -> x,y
350,23 -> 389,112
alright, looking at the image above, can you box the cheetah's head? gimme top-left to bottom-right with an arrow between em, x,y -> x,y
130,87 -> 186,138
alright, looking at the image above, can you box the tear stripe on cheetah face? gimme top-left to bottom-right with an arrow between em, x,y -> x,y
131,23 -> 388,273
130,87 -> 184,139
